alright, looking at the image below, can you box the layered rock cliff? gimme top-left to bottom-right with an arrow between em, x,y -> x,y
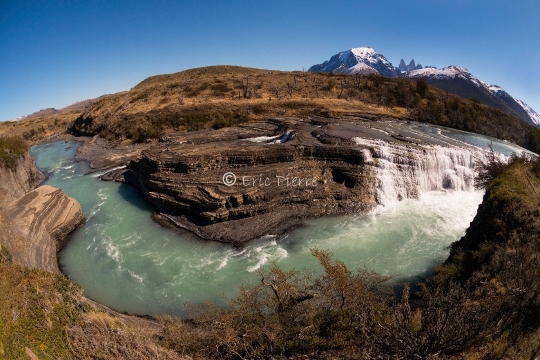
0,146 -> 83,273
1,185 -> 83,273
127,119 -> 378,243
0,153 -> 45,203
126,117 -> 483,243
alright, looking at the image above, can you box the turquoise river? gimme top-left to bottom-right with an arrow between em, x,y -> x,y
31,127 -> 532,317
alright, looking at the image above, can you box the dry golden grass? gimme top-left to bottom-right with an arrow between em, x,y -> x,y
94,65 -> 405,118
0,111 -> 81,144
62,65 -> 414,143
2,66 -> 407,144
67,310 -> 184,360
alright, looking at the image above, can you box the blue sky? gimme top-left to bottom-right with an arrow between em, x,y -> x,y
1,0 -> 539,121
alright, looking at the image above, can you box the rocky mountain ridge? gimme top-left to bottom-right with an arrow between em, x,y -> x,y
309,47 -> 540,127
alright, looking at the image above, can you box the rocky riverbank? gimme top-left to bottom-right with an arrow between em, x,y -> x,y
0,149 -> 83,273
2,185 -> 83,273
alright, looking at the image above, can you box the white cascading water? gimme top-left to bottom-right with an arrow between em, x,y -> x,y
353,137 -> 489,206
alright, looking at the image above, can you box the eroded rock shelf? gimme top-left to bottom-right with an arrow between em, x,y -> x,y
123,117 -> 479,243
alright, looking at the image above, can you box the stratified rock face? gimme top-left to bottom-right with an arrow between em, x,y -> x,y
2,185 -> 83,273
0,153 -> 46,204
126,118 -> 481,244
127,119 -> 378,243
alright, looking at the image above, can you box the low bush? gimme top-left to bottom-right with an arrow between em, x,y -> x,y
0,136 -> 28,170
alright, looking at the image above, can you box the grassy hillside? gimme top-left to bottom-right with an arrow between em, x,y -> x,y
0,95 -> 108,145
0,111 -> 81,145
67,66 -> 405,142
2,66 -> 539,153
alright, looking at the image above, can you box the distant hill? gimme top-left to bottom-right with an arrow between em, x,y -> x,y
3,65 -> 540,153
309,47 -> 540,127
16,95 -> 109,121
23,107 -> 60,120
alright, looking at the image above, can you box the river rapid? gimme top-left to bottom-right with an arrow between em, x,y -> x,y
31,126 -> 532,316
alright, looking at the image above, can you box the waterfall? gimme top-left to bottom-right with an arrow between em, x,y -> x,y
353,137 -> 489,206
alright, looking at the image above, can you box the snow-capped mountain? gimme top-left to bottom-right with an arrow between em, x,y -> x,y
516,99 -> 540,126
407,66 -> 484,87
308,47 -> 397,77
309,48 -> 539,128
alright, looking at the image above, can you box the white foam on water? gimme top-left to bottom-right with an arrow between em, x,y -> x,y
105,242 -> 122,263
246,239 -> 288,272
86,201 -> 105,222
85,237 -> 97,251
90,165 -> 127,178
120,232 -> 141,247
127,269 -> 144,283
97,188 -> 108,201
244,135 -> 281,143
155,255 -> 171,266
216,257 -> 228,270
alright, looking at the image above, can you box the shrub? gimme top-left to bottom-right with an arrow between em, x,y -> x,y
0,136 -> 28,170
210,83 -> 231,93
416,78 -> 429,98
475,145 -> 512,189
130,91 -> 150,103
0,245 -> 12,265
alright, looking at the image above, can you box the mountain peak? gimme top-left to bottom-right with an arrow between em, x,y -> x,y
308,47 -> 397,77
515,99 -> 540,126
350,47 -> 377,57
399,59 -> 407,72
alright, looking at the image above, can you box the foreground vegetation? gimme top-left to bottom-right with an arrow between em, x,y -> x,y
0,256 -> 181,359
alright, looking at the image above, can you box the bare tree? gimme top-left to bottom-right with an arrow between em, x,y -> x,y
286,76 -> 298,97
352,74 -> 362,90
270,85 -> 282,99
313,78 -> 322,98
